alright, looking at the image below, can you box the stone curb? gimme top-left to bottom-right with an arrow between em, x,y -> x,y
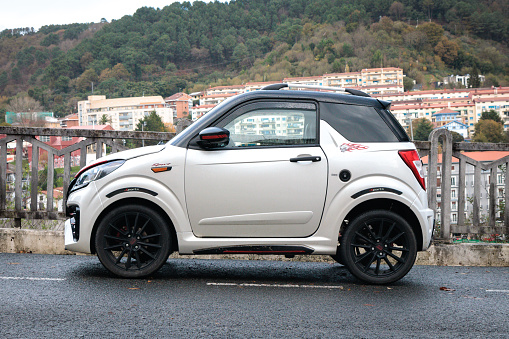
1,228 -> 508,266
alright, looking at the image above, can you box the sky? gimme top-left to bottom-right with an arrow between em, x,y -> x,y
0,0 -> 217,31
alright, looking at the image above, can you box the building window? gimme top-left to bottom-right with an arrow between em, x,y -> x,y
40,136 -> 50,142
62,136 -> 72,141
452,201 -> 457,211
451,176 -> 456,186
452,213 -> 457,222
451,190 -> 456,198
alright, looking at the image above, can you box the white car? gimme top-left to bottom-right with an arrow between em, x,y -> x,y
65,84 -> 434,284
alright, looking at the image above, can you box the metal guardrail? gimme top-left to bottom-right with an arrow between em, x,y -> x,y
1,126 -> 508,239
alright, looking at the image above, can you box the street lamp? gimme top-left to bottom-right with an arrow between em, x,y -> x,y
142,121 -> 147,147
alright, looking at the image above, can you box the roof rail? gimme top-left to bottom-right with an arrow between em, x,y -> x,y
261,83 -> 371,97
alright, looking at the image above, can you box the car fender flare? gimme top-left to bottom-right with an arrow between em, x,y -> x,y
94,175 -> 191,236
319,175 -> 425,243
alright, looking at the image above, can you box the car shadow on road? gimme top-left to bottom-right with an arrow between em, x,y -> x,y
70,257 -> 414,286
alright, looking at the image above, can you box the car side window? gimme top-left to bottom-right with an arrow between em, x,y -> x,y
220,102 -> 318,148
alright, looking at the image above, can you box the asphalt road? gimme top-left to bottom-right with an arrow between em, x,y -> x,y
0,253 -> 508,338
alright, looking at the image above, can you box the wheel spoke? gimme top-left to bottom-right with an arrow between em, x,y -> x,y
104,234 -> 125,242
351,243 -> 372,249
389,246 -> 409,252
375,258 -> 381,275
138,241 -> 162,249
387,232 -> 405,244
124,214 -> 130,233
383,257 -> 395,271
362,252 -> 377,272
104,243 -> 124,251
353,250 -> 373,264
382,222 -> 396,242
135,251 -> 142,268
110,223 -> 127,236
115,248 -> 129,264
354,231 -> 375,245
377,219 -> 384,238
137,219 -> 151,236
139,247 -> 157,259
141,233 -> 161,240
387,251 -> 405,264
132,213 -> 140,234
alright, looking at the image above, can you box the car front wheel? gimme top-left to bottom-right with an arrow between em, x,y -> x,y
95,204 -> 172,278
340,210 -> 417,284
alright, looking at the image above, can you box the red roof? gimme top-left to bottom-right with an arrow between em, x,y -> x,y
69,125 -> 113,130
422,151 -> 509,165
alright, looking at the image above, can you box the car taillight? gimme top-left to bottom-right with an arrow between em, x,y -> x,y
398,150 -> 426,190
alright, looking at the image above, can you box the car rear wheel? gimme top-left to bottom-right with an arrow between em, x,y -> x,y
95,204 -> 172,278
340,210 -> 417,284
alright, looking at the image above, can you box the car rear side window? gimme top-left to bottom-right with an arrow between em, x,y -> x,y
320,102 -> 400,142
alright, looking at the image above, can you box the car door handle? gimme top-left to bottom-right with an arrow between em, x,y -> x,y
290,156 -> 321,162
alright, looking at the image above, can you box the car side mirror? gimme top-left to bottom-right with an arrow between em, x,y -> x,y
197,127 -> 230,149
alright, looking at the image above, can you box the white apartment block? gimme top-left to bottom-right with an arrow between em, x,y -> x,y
283,76 -> 323,86
244,81 -> 280,92
383,87 -> 509,137
200,93 -> 237,106
190,104 -> 216,121
77,95 -> 173,131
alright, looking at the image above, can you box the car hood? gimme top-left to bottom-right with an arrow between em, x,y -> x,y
92,144 -> 166,164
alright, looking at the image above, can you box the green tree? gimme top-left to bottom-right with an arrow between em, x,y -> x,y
134,110 -> 167,147
232,43 -> 249,67
480,109 -> 501,123
468,65 -> 481,88
100,114 -> 111,125
451,131 -> 464,143
473,119 -> 505,143
403,77 -> 414,91
40,33 -> 60,47
38,165 -> 58,191
413,118 -> 434,141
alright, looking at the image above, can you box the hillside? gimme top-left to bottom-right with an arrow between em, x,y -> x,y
0,0 -> 508,120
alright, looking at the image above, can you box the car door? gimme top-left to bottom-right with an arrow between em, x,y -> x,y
184,100 -> 328,238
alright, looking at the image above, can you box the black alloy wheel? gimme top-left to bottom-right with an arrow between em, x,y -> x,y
95,204 -> 172,278
340,210 -> 417,284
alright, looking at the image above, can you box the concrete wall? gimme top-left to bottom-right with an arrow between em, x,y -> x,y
1,228 -> 508,266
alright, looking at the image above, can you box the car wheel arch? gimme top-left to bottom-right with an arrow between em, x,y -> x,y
340,198 -> 423,250
89,197 -> 178,254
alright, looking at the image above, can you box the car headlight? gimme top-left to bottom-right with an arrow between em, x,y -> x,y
71,160 -> 125,192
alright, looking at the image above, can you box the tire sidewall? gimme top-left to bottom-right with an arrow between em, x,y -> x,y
95,204 -> 171,278
340,210 -> 417,284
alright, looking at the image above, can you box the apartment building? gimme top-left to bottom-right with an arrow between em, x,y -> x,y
283,76 -> 323,86
206,85 -> 245,96
189,104 -> 216,121
165,92 -> 193,119
244,81 -> 279,92
385,87 -> 509,137
77,95 -> 173,131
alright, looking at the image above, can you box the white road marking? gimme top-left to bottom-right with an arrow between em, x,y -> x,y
207,282 -> 343,289
0,276 -> 65,281
486,289 -> 509,293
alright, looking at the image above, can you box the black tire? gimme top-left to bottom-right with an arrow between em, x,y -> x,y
340,210 -> 417,284
95,204 -> 172,278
